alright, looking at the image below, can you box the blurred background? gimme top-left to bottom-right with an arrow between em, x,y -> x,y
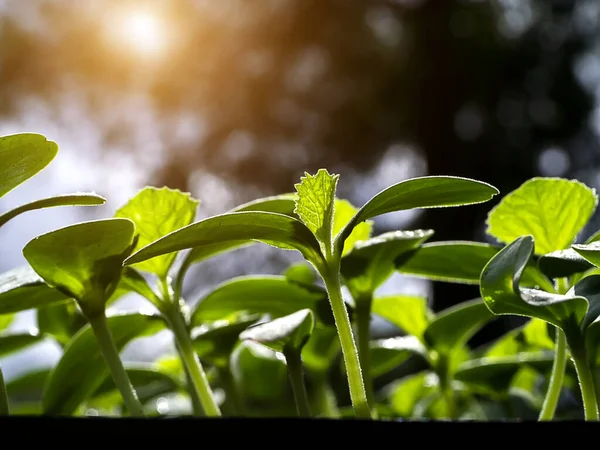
1,0 -> 600,397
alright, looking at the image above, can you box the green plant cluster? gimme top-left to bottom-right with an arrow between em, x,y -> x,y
2,133 -> 600,421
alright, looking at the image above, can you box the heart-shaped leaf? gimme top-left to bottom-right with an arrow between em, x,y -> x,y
124,211 -> 323,268
191,314 -> 261,368
240,309 -> 315,354
0,133 -> 58,198
23,218 -> 137,317
486,178 -> 598,255
341,230 -> 434,297
336,176 -> 499,251
371,295 -> 433,342
537,248 -> 594,279
454,353 -> 555,395
0,329 -> 42,358
395,241 -> 554,291
115,187 -> 199,278
370,336 -> 428,378
424,298 -> 494,355
0,266 -> 72,315
480,235 -> 588,332
0,193 -> 106,228
190,275 -> 330,327
42,311 -> 166,415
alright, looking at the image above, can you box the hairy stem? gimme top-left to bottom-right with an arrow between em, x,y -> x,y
167,305 -> 222,417
0,366 -> 9,415
572,352 -> 600,421
284,348 -> 312,417
355,293 -> 375,410
538,327 -> 567,421
320,262 -> 372,419
88,313 -> 145,417
180,349 -> 205,416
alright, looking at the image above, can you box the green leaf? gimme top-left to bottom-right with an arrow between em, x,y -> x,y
371,295 -> 433,342
537,248 -> 594,279
389,372 -> 431,418
572,241 -> 600,270
22,218 -> 137,317
337,176 -> 499,252
332,199 -> 373,257
190,275 -> 330,327
191,314 -> 261,368
231,193 -> 298,217
301,326 -> 340,375
480,236 -> 589,333
115,187 -> 199,278
568,275 -> 600,331
424,298 -> 494,355
42,311 -> 166,415
0,193 -> 106,228
0,314 -> 14,332
294,169 -> 339,251
341,230 -> 434,297
0,266 -> 72,315
240,309 -> 315,354
0,329 -> 42,358
454,354 -> 554,395
486,178 -> 598,255
5,368 -> 50,404
283,262 -> 317,287
124,211 -> 323,268
0,133 -> 58,199
37,301 -> 85,347
117,267 -> 162,308
370,336 -> 428,378
395,241 -> 554,291
483,319 -> 554,358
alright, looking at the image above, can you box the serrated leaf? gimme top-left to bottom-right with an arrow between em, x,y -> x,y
486,178 -> 598,255
124,211 -> 323,268
42,311 -> 166,415
342,230 -> 434,297
336,176 -> 499,253
0,329 -> 42,358
480,235 -> 588,333
332,199 -> 373,257
0,266 -> 72,315
371,295 -> 433,342
190,275 -> 330,327
370,336 -> 428,378
0,133 -> 58,199
424,298 -> 494,355
395,241 -> 554,291
294,169 -> 339,250
23,218 -> 136,316
240,309 -> 315,353
115,187 -> 199,278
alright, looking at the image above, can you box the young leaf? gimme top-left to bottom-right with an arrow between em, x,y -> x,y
370,336 -> 428,378
537,248 -> 594,279
424,298 -> 494,355
336,176 -> 499,252
389,372 -> 431,418
231,193 -> 298,217
0,330 -> 42,358
0,266 -> 72,315
115,187 -> 199,278
486,178 -> 598,255
572,241 -> 600,269
42,311 -> 166,415
0,133 -> 58,198
480,235 -> 588,332
240,309 -> 315,354
190,275 -> 329,327
22,218 -> 136,317
294,169 -> 339,253
332,199 -> 373,257
117,267 -> 162,308
341,230 -> 434,297
394,241 -> 554,291
124,211 -> 323,268
0,193 -> 106,229
371,295 -> 433,342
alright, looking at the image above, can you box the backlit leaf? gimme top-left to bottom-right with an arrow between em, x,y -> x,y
371,295 -> 433,342
332,199 -> 373,256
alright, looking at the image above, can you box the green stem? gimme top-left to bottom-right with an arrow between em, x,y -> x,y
538,327 -> 567,421
219,365 -> 244,416
313,375 -> 340,418
572,353 -> 600,421
88,313 -> 145,417
284,349 -> 312,417
320,263 -> 372,419
0,366 -> 9,415
179,350 -> 205,416
436,355 -> 456,420
355,293 -> 375,410
166,305 -> 221,417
